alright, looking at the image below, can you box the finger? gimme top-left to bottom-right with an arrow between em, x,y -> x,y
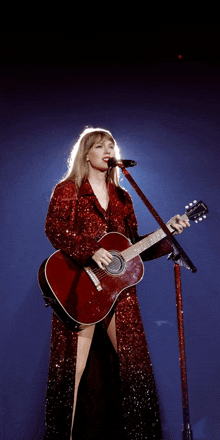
104,250 -> 113,260
176,221 -> 184,230
98,248 -> 112,259
97,261 -> 105,270
179,220 -> 190,228
92,255 -> 105,269
173,226 -> 182,234
92,252 -> 112,269
93,249 -> 110,260
96,253 -> 112,266
98,259 -> 111,270
169,214 -> 190,234
181,222 -> 189,228
171,223 -> 183,234
100,256 -> 112,266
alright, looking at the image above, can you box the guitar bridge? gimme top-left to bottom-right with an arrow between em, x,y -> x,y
84,267 -> 102,291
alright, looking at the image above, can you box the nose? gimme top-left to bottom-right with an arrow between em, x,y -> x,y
104,144 -> 114,156
104,146 -> 111,155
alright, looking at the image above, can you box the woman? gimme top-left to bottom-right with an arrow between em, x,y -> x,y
44,127 -> 189,439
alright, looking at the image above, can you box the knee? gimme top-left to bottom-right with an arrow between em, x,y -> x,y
75,358 -> 87,383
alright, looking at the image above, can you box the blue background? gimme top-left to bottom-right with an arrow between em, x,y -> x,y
1,23 -> 220,440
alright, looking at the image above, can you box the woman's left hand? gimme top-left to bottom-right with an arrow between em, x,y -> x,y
168,214 -> 190,234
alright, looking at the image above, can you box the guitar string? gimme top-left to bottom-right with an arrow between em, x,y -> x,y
92,269 -> 108,281
92,259 -> 126,280
85,212 -> 200,283
93,266 -> 119,280
93,215 -> 195,280
93,259 -> 122,273
91,223 -> 183,280
93,257 -> 126,272
91,252 -> 136,281
91,233 -> 167,279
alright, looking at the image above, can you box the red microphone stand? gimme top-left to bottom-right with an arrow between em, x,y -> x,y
119,165 -> 194,440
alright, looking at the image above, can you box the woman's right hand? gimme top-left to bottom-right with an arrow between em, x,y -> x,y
92,248 -> 113,270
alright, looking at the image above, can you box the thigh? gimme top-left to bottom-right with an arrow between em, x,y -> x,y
106,313 -> 117,353
76,324 -> 95,373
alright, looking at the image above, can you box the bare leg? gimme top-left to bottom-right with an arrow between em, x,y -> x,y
70,324 -> 95,439
70,315 -> 117,439
106,313 -> 117,352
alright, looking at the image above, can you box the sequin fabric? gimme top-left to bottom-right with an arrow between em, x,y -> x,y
44,179 -> 172,439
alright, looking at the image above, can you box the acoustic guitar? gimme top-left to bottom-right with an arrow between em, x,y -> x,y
38,201 -> 208,325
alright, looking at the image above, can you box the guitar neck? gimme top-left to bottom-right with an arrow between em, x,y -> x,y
121,213 -> 188,262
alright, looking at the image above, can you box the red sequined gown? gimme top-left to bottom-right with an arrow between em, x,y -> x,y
44,179 -> 172,439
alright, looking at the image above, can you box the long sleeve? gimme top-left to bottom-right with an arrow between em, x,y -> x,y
120,190 -> 173,261
45,181 -> 100,266
139,235 -> 173,261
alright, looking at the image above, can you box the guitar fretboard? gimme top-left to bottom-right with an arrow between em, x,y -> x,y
121,214 -> 188,262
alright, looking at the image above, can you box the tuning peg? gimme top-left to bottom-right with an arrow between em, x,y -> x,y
199,218 -> 203,221
193,200 -> 197,204
189,203 -> 193,206
195,220 -> 198,223
185,205 -> 189,209
203,215 -> 206,219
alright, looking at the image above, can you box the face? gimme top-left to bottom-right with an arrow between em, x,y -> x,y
87,138 -> 115,172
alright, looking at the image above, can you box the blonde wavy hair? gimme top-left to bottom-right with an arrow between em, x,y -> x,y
62,127 -> 121,189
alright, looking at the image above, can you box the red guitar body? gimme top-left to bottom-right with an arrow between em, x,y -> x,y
38,200 -> 209,325
38,232 -> 144,325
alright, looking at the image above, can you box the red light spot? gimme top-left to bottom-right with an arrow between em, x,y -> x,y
178,54 -> 183,59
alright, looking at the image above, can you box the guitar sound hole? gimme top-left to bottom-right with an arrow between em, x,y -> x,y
105,252 -> 126,276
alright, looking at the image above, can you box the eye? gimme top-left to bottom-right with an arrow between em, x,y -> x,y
95,144 -> 103,148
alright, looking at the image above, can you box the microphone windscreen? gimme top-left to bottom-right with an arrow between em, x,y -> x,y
108,157 -> 117,168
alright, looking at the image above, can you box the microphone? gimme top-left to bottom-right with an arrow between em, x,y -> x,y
108,158 -> 137,168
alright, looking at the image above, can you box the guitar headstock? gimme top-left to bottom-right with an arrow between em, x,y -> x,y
185,200 -> 209,223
